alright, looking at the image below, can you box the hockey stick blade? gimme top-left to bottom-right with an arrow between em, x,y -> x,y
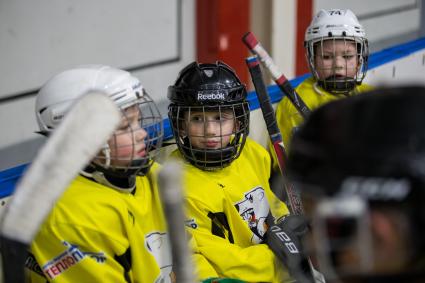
158,160 -> 195,283
0,91 -> 121,282
242,32 -> 311,119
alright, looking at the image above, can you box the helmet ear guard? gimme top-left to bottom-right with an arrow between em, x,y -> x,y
168,61 -> 250,170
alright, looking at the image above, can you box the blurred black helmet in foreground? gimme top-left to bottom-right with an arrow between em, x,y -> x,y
288,86 -> 425,282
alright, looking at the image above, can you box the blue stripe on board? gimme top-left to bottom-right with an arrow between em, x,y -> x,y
1,36 -> 425,195
0,164 -> 28,198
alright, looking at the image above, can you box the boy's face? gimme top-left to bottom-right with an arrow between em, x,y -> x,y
107,105 -> 147,166
314,40 -> 359,80
184,109 -> 236,150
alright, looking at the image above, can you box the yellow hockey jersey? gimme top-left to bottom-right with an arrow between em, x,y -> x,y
171,138 -> 290,283
271,77 -> 373,170
276,77 -> 373,148
26,163 -> 174,283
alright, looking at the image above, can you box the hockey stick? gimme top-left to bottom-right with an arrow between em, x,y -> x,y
246,56 -> 318,283
158,160 -> 195,283
242,32 -> 311,119
0,91 -> 121,283
245,56 -> 303,216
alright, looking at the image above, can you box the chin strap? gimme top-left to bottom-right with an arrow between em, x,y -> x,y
313,82 -> 327,97
314,80 -> 359,97
80,169 -> 135,194
101,143 -> 111,167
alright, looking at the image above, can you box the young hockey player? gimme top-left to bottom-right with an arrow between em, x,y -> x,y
287,86 -> 425,282
26,65 -> 173,282
275,8 -> 372,150
167,61 -> 295,282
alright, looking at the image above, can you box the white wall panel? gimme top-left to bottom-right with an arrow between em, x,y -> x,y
365,50 -> 425,86
314,0 -> 421,44
0,0 -> 195,149
271,0 -> 297,80
0,0 -> 179,98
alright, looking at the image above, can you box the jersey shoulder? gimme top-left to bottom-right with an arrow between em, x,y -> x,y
242,138 -> 269,159
234,138 -> 271,177
277,77 -> 317,113
358,82 -> 374,92
60,176 -> 129,214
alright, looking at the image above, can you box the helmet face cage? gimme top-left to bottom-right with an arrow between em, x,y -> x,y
296,176 -> 420,281
169,102 -> 249,171
168,61 -> 250,171
304,9 -> 369,95
310,193 -> 373,280
306,36 -> 369,95
93,92 -> 163,177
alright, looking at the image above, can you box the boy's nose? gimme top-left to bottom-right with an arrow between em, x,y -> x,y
135,127 -> 147,141
334,56 -> 345,68
205,121 -> 219,136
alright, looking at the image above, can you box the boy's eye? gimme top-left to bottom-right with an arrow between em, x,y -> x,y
190,116 -> 204,122
118,124 -> 130,131
118,115 -> 141,131
189,113 -> 233,122
343,54 -> 356,60
322,55 -> 332,60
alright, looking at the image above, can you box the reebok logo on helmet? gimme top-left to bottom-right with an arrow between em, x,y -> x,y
197,92 -> 225,101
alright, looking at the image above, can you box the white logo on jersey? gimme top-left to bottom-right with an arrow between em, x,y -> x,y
145,232 -> 173,283
41,241 -> 106,280
235,186 -> 270,244
185,218 -> 198,229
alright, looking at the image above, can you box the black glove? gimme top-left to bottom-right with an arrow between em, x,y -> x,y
266,215 -> 315,283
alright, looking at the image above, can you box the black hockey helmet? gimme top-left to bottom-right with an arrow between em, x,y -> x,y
168,61 -> 248,105
168,61 -> 250,170
288,86 -> 425,282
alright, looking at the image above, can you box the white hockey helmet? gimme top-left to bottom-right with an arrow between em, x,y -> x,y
36,65 -> 163,179
305,9 -> 369,94
305,9 -> 366,43
37,65 -> 144,132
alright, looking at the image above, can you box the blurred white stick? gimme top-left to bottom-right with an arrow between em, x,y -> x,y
0,91 -> 121,283
158,160 -> 195,283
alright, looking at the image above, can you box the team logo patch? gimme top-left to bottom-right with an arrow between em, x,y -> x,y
235,186 -> 270,244
145,232 -> 173,283
185,218 -> 198,229
41,241 -> 106,280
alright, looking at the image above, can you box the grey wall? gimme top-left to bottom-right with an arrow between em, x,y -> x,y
0,0 -> 195,169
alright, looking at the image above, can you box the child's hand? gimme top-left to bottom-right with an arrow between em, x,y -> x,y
265,215 -> 314,282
